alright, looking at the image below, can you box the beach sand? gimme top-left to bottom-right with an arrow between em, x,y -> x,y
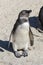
0,0 -> 43,65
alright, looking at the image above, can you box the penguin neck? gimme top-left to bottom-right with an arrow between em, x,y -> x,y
18,18 -> 29,25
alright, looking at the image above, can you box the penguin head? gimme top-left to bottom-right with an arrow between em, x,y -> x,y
18,10 -> 32,20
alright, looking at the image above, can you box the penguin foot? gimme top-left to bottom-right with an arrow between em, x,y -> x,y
14,51 -> 21,58
22,50 -> 28,57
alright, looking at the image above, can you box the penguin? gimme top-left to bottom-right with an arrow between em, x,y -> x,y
39,6 -> 43,27
38,6 -> 43,33
9,10 -> 34,57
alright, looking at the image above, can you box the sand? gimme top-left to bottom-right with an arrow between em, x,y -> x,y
0,0 -> 43,65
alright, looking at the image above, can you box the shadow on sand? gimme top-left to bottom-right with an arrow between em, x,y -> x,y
0,40 -> 13,52
29,16 -> 43,30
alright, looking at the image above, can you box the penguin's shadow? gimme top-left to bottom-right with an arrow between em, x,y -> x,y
29,16 -> 42,30
0,40 -> 13,52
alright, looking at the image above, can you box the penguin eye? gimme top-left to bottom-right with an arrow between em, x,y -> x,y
21,13 -> 28,17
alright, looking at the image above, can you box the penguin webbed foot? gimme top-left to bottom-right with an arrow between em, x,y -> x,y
22,50 -> 28,57
14,51 -> 21,58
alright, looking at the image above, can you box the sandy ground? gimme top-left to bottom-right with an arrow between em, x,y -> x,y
0,0 -> 43,65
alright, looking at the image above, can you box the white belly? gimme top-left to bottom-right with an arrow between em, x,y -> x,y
12,22 -> 30,49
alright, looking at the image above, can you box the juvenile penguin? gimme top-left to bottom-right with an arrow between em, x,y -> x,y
9,10 -> 34,57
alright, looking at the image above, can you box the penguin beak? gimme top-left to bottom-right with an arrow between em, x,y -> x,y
27,10 -> 32,14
